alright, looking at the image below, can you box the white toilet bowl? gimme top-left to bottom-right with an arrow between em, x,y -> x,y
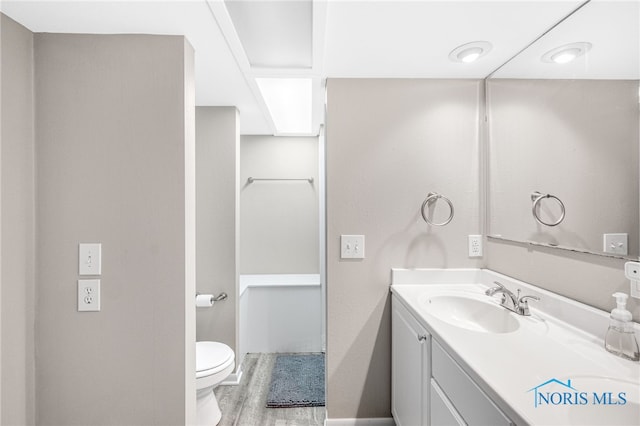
196,341 -> 235,426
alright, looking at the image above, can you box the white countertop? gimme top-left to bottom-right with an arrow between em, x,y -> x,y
390,268 -> 640,426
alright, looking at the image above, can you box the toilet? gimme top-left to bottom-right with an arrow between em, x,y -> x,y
196,341 -> 235,426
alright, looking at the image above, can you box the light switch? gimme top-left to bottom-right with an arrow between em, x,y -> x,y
341,235 -> 365,259
603,234 -> 628,256
79,243 -> 102,275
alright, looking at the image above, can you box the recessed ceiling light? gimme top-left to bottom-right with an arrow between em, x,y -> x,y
449,41 -> 492,63
541,42 -> 592,64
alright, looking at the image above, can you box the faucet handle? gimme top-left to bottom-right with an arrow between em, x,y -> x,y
519,295 -> 540,304
518,295 -> 540,316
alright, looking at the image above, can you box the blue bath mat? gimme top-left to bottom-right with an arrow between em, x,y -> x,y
266,353 -> 325,408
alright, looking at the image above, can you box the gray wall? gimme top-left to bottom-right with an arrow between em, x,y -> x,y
240,135 -> 319,274
1,14 -> 36,426
34,33 -> 196,425
326,79 -> 482,419
195,107 -> 240,362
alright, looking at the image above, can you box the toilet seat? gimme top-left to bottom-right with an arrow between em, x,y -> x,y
195,341 -> 235,425
196,342 -> 234,379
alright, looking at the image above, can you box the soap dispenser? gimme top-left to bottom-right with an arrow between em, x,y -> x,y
604,292 -> 639,361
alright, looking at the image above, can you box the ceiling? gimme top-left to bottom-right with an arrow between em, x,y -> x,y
493,0 -> 640,79
2,0 -> 634,136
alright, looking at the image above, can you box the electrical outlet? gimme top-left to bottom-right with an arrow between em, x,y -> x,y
78,279 -> 101,312
625,261 -> 640,280
341,235 -> 365,259
468,235 -> 483,257
625,262 -> 640,299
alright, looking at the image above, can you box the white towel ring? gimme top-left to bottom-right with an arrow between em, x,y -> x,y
421,192 -> 454,226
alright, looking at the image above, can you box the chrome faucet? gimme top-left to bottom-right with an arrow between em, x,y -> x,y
485,281 -> 540,316
485,281 -> 518,309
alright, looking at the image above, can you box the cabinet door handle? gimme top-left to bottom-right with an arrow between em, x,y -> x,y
417,334 -> 428,342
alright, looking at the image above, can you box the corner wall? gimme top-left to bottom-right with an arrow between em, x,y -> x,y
34,33 -> 195,425
183,37 -> 197,426
195,107 -> 240,364
325,79 -> 482,419
0,13 -> 36,426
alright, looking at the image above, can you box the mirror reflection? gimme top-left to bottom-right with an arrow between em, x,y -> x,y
486,0 -> 640,259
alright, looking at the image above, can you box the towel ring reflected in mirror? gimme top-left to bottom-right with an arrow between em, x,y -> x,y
531,191 -> 566,227
421,192 -> 454,226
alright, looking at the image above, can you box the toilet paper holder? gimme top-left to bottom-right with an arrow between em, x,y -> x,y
195,292 -> 228,308
195,292 -> 228,301
213,292 -> 228,301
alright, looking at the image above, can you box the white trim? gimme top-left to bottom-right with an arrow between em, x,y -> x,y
204,0 -> 277,135
324,418 -> 395,426
220,365 -> 243,386
239,273 -> 321,295
319,124 -> 327,352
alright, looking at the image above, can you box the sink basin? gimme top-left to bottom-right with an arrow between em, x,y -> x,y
419,294 -> 520,333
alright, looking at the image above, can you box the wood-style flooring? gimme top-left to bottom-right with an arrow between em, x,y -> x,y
214,353 -> 326,426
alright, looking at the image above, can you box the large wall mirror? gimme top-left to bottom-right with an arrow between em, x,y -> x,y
486,0 -> 640,260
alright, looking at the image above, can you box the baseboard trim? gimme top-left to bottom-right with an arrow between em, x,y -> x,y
324,418 -> 395,426
220,365 -> 243,386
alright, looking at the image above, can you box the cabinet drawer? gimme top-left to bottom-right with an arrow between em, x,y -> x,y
430,379 -> 465,426
432,340 -> 512,426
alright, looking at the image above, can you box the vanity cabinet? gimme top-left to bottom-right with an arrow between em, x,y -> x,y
392,294 -> 513,426
392,297 -> 429,426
